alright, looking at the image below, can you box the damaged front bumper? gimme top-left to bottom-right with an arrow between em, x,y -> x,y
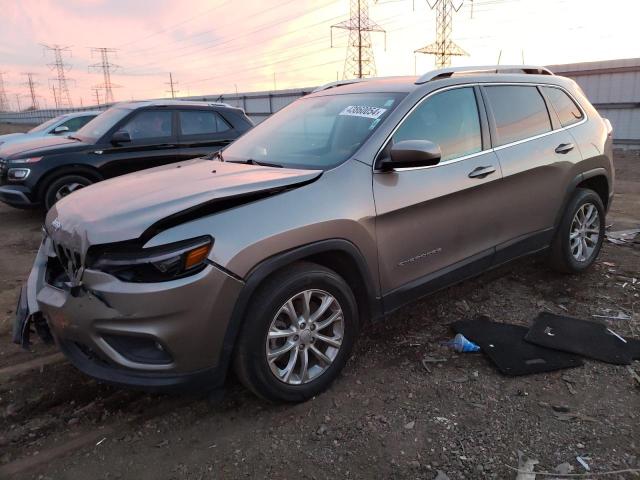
14,235 -> 245,391
13,235 -> 53,347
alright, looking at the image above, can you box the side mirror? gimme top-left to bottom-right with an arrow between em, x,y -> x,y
52,125 -> 69,134
379,140 -> 442,171
111,130 -> 131,145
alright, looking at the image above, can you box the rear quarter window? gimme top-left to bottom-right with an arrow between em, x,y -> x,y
541,86 -> 584,127
484,85 -> 552,146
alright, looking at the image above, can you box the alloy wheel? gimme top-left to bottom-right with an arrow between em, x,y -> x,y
569,202 -> 600,262
265,289 -> 344,385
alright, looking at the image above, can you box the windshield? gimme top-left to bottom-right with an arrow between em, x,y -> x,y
75,107 -> 131,142
28,116 -> 64,134
223,92 -> 405,169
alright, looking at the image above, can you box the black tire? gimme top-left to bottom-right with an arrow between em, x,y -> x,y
233,262 -> 359,402
548,188 -> 605,273
43,174 -> 93,211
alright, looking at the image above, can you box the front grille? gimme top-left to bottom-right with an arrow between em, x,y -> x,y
51,240 -> 83,283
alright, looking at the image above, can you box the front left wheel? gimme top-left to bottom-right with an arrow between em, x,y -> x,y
233,262 -> 359,402
43,174 -> 94,210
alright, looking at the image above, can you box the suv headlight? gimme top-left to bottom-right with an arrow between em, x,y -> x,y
10,156 -> 42,164
90,236 -> 213,283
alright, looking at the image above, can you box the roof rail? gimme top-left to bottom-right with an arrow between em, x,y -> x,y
312,78 -> 369,93
415,65 -> 554,84
207,101 -> 235,109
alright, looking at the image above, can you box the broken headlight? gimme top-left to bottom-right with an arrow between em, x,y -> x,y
90,236 -> 213,283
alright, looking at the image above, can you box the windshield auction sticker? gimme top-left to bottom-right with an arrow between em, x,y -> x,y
339,105 -> 387,119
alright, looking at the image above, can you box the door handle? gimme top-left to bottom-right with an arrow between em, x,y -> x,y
555,143 -> 574,154
468,165 -> 496,179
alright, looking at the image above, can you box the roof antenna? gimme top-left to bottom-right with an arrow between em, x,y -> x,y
496,49 -> 502,73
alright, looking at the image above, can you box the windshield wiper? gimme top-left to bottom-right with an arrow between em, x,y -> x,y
229,158 -> 283,168
67,135 -> 82,141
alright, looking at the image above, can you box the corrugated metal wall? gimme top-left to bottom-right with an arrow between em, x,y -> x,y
0,87 -> 314,126
548,58 -> 640,147
2,58 -> 640,146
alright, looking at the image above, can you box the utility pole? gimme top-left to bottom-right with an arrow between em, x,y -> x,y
42,44 -> 74,108
415,0 -> 467,68
331,0 -> 386,79
0,72 -> 9,111
89,47 -> 120,104
165,72 -> 179,98
23,73 -> 40,110
92,88 -> 101,106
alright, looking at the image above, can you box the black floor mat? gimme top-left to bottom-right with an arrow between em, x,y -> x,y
452,317 -> 583,376
525,312 -> 640,365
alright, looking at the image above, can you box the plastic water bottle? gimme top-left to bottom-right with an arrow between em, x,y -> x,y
446,333 -> 481,353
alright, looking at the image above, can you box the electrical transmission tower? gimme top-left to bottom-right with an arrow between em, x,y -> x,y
165,72 -> 179,99
89,47 -> 120,104
92,88 -> 101,106
22,73 -> 40,110
0,72 -> 10,112
415,0 -> 467,68
42,44 -> 74,108
331,0 -> 386,80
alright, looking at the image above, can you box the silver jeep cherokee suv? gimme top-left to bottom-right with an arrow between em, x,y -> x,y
15,66 -> 614,402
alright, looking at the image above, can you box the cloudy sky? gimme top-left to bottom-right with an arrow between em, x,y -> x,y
1,0 -> 639,110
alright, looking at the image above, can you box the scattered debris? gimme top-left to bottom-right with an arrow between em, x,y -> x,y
554,462 -> 574,475
404,420 -> 415,430
605,228 -> 640,246
95,438 -> 106,447
592,310 -> 632,321
444,333 -> 480,352
576,456 -> 590,471
434,471 -> 450,480
515,451 -> 539,480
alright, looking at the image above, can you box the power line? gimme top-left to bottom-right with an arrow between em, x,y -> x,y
415,0 -> 467,67
0,72 -> 9,112
22,73 -> 40,110
89,47 -> 120,104
42,43 -> 74,107
165,72 -> 179,98
331,0 -> 386,79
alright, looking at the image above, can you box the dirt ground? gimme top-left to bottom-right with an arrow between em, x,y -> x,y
0,127 -> 638,479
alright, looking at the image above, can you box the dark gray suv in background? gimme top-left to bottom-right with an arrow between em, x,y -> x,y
15,65 -> 614,402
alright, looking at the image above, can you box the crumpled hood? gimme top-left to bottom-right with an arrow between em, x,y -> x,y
45,158 -> 321,251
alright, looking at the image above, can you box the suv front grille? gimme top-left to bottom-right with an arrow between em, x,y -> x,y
51,240 -> 83,284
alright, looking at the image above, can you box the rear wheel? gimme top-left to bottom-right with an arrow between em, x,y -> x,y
548,188 -> 605,273
43,174 -> 93,210
233,262 -> 358,402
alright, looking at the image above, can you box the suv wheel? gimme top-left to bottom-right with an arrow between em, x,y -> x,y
44,174 -> 93,210
549,188 -> 605,273
233,262 -> 358,402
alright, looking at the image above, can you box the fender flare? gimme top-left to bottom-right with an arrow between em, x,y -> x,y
215,238 -> 382,378
554,167 -> 609,229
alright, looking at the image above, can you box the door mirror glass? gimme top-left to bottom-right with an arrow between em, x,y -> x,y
380,140 -> 441,170
52,125 -> 69,134
111,130 -> 131,145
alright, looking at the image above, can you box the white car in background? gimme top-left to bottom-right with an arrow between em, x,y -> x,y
0,111 -> 101,148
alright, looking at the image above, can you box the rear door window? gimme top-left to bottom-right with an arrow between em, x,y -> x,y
484,85 -> 552,146
179,110 -> 231,136
541,86 -> 584,127
393,87 -> 482,161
